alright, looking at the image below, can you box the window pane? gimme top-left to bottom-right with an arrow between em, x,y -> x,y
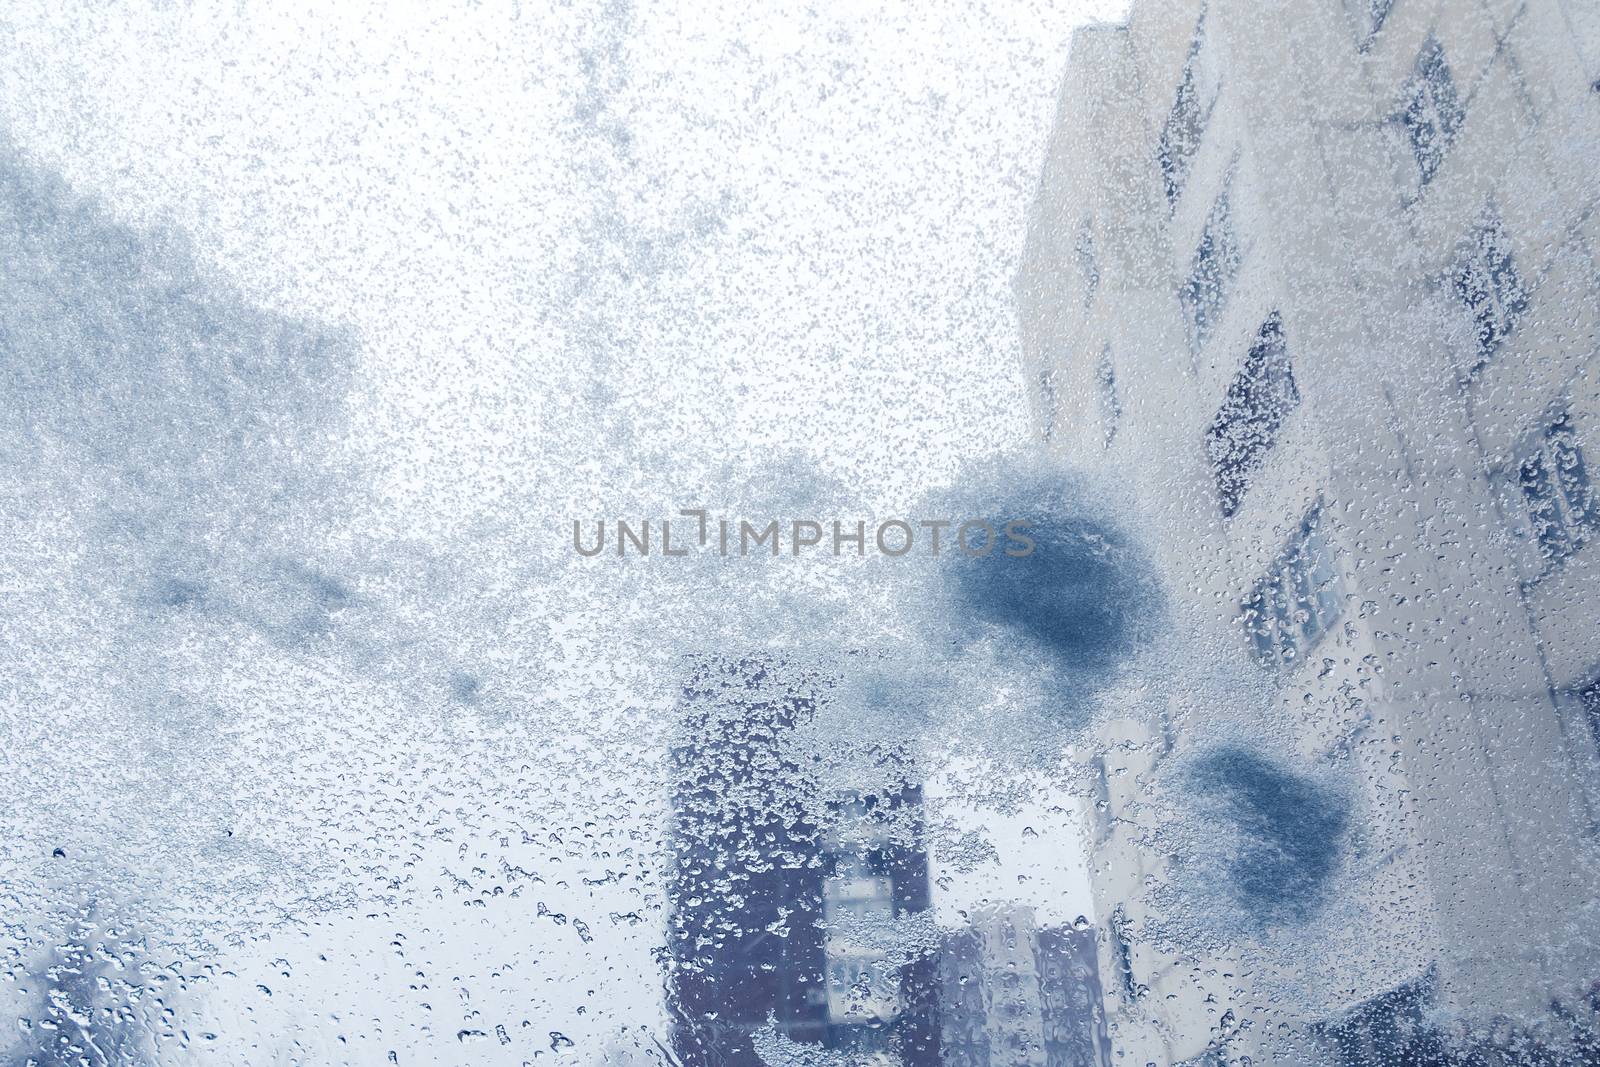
8,5 -> 1598,1067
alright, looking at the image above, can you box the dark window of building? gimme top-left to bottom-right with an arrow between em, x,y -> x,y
1179,185 -> 1241,351
1038,368 -> 1059,442
1205,313 -> 1299,519
1097,345 -> 1121,447
1159,59 -> 1206,207
1242,505 -> 1344,668
1578,678 -> 1600,752
1367,0 -> 1394,39
1519,412 -> 1595,570
1075,216 -> 1100,310
1453,213 -> 1528,368
1158,11 -> 1211,210
1402,35 -> 1464,185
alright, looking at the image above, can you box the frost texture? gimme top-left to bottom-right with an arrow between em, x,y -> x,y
3,0 -> 1600,1065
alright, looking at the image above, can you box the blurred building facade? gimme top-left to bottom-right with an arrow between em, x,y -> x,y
938,907 -> 1111,1067
1017,1 -> 1600,1062
664,659 -> 1113,1067
1035,924 -> 1112,1067
664,656 -> 939,1066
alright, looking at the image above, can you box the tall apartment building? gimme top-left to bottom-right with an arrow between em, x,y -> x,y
663,659 -> 1116,1067
1016,1 -> 1600,1062
664,656 -> 939,1066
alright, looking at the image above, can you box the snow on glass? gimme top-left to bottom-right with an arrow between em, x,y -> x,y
2,0 -> 1599,1065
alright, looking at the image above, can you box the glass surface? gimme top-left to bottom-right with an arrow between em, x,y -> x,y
3,2 -> 1600,1065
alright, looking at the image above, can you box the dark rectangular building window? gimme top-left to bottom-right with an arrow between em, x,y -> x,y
1038,368 -> 1059,442
1159,60 -> 1206,207
1206,313 -> 1300,519
1241,504 -> 1344,667
1368,0 -> 1394,38
1158,13 -> 1210,209
1403,35 -> 1464,185
1578,678 -> 1600,753
1097,345 -> 1121,447
1519,412 -> 1595,570
1453,213 -> 1527,369
1075,215 -> 1100,310
1179,185 -> 1241,351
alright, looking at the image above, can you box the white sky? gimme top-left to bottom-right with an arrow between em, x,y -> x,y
1,1 -> 1126,1061
0,0 -> 1129,511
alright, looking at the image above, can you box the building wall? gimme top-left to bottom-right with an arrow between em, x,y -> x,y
665,656 -> 939,1066
1018,1 -> 1600,1061
937,908 -> 1110,1067
1035,925 -> 1113,1067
